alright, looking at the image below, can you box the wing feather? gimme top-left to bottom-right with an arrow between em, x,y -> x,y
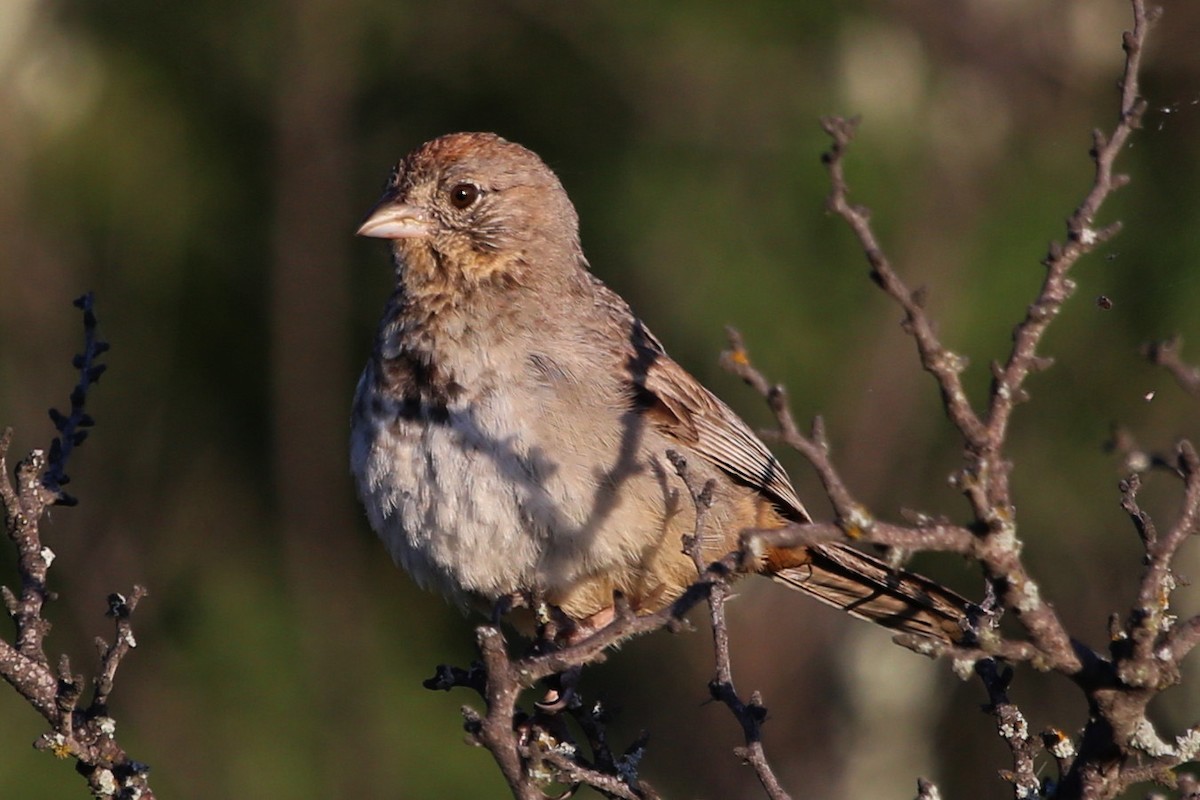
626,320 -> 808,522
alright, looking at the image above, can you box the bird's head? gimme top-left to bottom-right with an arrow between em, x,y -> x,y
358,132 -> 582,293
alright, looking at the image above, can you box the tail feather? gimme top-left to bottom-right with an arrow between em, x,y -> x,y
768,543 -> 972,643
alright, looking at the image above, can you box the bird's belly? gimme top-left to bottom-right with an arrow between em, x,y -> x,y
351,394 -> 675,606
352,408 -> 542,600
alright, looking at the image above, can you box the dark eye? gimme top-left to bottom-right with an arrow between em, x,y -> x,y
449,182 -> 480,210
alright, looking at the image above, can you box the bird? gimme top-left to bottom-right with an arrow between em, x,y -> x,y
350,131 -> 970,644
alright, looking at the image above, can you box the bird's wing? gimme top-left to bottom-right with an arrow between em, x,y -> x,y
625,319 -> 809,522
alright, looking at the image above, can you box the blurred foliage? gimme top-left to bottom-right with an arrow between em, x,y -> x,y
1,1 -> 1199,798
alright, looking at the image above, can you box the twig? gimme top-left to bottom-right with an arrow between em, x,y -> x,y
0,295 -> 155,799
1144,336 -> 1200,399
914,777 -> 942,800
813,0 -> 1158,686
669,451 -> 792,800
975,660 -> 1040,798
427,583 -> 716,797
93,588 -> 148,712
818,118 -> 985,448
42,292 -> 108,504
811,3 -> 1197,798
423,457 -> 816,798
819,115 -> 1082,674
723,330 -> 975,552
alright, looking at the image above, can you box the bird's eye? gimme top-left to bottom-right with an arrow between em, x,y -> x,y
449,183 -> 480,210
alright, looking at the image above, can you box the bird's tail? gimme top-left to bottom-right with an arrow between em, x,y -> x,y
765,543 -> 972,643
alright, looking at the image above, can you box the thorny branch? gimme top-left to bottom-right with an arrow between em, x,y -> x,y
1,293 -> 155,799
424,2 -> 1200,799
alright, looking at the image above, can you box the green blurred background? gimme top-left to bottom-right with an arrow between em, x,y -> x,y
2,1 -> 1199,797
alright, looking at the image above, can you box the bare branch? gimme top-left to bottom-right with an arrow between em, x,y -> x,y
1144,336 -> 1200,399
1,297 -> 156,799
670,452 -> 791,800
819,116 -> 987,451
914,777 -> 943,800
42,292 -> 109,504
975,660 -> 1040,799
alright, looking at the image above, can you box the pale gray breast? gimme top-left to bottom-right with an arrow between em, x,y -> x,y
351,358 -> 549,599
350,338 -> 672,603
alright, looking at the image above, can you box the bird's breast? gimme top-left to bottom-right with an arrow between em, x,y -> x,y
349,352 -> 692,606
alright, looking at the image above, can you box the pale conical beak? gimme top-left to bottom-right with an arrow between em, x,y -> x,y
356,200 -> 432,239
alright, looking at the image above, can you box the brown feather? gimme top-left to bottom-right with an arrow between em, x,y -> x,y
616,303 -> 972,643
766,543 -> 970,643
623,319 -> 809,522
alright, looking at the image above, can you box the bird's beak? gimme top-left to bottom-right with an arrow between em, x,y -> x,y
356,198 -> 432,239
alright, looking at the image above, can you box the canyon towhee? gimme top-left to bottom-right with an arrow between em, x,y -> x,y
351,132 -> 969,642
